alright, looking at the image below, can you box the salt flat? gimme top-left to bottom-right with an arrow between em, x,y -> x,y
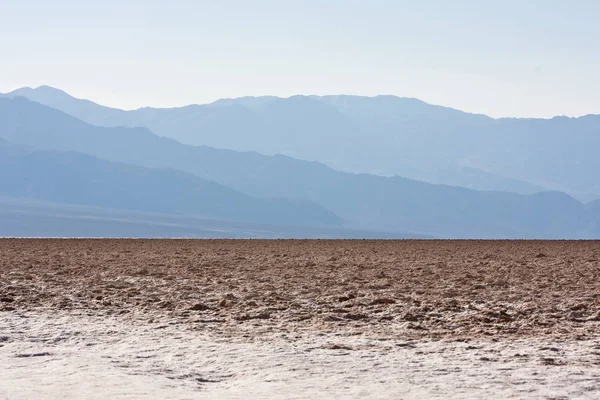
1,239 -> 600,398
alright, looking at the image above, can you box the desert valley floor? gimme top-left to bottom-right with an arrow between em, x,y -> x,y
1,239 -> 600,399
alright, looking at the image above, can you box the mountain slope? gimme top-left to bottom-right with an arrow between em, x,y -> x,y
2,86 -> 134,127
1,96 -> 599,238
0,197 -> 421,239
0,139 -> 342,227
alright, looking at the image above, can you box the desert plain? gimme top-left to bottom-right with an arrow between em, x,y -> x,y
1,239 -> 600,399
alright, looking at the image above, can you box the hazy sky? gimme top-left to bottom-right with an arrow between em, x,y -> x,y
2,0 -> 599,117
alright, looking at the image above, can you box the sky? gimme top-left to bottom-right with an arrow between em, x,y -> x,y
1,0 -> 599,118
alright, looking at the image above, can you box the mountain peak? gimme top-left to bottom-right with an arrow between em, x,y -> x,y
35,85 -> 70,94
6,86 -> 33,93
5,85 -> 75,102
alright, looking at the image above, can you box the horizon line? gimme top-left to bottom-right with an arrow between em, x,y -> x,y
2,84 -> 598,121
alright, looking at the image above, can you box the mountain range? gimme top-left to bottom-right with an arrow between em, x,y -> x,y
1,93 -> 599,238
0,138 -> 341,227
5,86 -> 600,201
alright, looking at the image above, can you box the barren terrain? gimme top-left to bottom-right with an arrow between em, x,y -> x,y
2,239 -> 600,398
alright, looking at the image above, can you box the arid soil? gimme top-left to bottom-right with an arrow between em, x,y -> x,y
2,239 -> 600,399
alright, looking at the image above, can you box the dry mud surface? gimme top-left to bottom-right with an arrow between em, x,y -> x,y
1,239 -> 600,399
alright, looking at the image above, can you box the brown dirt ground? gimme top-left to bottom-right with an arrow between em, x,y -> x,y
3,239 -> 600,399
2,239 -> 600,339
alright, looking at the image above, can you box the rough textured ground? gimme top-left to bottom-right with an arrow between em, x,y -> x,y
2,239 -> 600,399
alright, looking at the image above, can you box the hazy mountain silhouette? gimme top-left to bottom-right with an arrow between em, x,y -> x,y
1,96 -> 599,238
10,86 -> 600,199
2,86 -> 134,127
0,138 -> 342,227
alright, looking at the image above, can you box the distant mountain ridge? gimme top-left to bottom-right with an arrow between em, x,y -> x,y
1,96 -> 599,239
5,85 -> 599,200
2,86 -> 133,127
0,138 -> 342,227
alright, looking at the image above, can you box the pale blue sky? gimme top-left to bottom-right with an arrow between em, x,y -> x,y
1,0 -> 599,117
